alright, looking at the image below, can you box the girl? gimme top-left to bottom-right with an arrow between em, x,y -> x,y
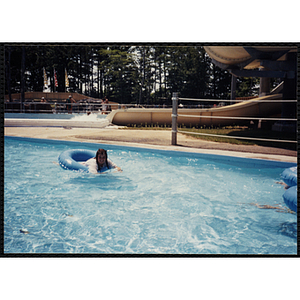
81,148 -> 122,174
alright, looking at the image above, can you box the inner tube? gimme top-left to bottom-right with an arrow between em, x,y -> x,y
281,166 -> 297,187
283,186 -> 297,213
58,149 -> 95,172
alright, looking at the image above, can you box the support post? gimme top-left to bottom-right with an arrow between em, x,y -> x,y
272,52 -> 297,133
171,92 -> 178,145
259,76 -> 270,97
230,74 -> 236,103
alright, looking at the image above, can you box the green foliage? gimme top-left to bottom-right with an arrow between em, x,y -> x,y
208,63 -> 231,99
236,77 -> 260,97
5,44 -> 252,104
167,46 -> 208,99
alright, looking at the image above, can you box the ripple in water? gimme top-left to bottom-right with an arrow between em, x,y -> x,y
4,137 -> 297,254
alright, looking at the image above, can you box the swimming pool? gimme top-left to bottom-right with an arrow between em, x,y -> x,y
4,136 -> 297,254
4,113 -> 110,128
5,113 -> 107,120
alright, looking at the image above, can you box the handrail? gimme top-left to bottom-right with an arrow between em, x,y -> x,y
171,93 -> 297,146
178,97 -> 297,103
177,114 -> 297,122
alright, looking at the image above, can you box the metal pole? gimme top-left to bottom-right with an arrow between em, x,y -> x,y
171,92 -> 178,145
230,74 -> 236,104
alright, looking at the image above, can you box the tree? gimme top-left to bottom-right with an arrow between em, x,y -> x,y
5,46 -> 12,101
161,46 -> 209,102
208,62 -> 231,99
5,44 -> 237,105
236,77 -> 260,97
20,46 -> 25,109
98,46 -> 137,103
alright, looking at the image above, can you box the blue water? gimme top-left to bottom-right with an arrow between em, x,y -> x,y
4,136 -> 297,254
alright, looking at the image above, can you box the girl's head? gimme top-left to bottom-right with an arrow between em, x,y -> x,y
95,148 -> 108,170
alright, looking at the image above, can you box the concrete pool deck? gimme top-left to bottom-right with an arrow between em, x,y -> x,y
4,126 -> 297,163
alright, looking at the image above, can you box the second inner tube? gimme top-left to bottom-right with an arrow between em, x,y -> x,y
283,186 -> 297,213
281,166 -> 297,187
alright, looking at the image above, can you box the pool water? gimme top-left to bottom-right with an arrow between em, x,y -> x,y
5,113 -> 110,128
4,136 -> 297,254
5,113 -> 107,120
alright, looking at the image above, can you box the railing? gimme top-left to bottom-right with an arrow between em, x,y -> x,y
178,97 -> 297,103
171,92 -> 297,146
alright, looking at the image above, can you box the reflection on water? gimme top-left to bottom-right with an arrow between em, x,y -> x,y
279,222 -> 297,239
67,172 -> 137,191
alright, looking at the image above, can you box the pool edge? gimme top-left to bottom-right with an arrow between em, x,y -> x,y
5,135 -> 297,166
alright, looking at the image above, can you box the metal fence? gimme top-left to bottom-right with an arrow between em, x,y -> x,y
171,92 -> 297,146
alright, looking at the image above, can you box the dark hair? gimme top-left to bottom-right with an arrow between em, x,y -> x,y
95,148 -> 109,170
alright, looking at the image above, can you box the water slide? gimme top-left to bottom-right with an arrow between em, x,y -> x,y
107,46 -> 295,127
203,46 -> 296,69
106,94 -> 282,127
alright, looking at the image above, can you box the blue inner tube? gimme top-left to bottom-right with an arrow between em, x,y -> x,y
281,166 -> 297,187
283,186 -> 297,213
58,149 -> 96,172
